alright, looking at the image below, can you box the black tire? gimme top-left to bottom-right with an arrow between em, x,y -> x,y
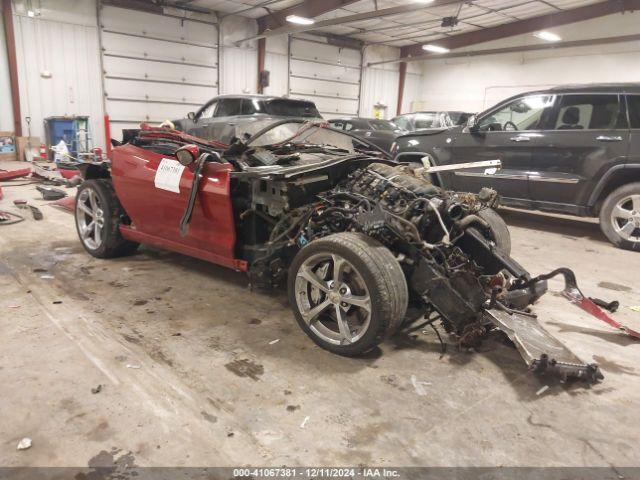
288,233 -> 408,356
599,182 -> 640,251
75,179 -> 139,258
478,208 -> 511,255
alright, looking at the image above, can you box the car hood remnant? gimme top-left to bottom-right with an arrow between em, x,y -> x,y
114,121 -> 607,383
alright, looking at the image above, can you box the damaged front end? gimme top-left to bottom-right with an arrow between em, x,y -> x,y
296,163 -> 602,383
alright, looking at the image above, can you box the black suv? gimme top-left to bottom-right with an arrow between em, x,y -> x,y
392,84 -> 640,251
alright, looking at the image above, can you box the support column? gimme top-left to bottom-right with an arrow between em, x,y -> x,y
257,37 -> 266,94
2,0 -> 22,136
396,61 -> 406,117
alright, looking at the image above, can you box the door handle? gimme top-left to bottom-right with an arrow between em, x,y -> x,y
510,136 -> 530,142
596,135 -> 623,142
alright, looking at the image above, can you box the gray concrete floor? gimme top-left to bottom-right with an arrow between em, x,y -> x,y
1,160 -> 639,467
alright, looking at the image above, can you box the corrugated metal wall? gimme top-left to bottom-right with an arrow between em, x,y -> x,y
359,46 -> 398,119
12,0 -> 105,147
263,36 -> 288,97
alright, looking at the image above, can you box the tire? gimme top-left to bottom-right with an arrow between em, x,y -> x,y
75,179 -> 139,258
599,182 -> 640,251
478,208 -> 511,255
288,233 -> 408,356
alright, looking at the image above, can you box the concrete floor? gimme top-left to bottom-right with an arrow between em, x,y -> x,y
1,159 -> 639,468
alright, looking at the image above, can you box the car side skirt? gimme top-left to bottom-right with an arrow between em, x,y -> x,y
120,225 -> 248,272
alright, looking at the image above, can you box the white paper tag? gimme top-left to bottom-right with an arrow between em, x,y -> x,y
484,167 -> 498,175
154,158 -> 185,193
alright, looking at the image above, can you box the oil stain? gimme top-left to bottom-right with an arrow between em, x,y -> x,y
200,411 -> 217,423
225,358 -> 264,381
77,448 -> 138,479
598,281 -> 632,292
592,355 -> 638,376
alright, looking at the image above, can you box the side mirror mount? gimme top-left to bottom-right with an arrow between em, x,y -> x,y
187,111 -> 196,121
466,114 -> 480,133
175,144 -> 199,166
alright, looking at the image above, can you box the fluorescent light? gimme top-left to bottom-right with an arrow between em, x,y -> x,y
534,31 -> 561,42
422,44 -> 450,53
413,0 -> 435,3
286,15 -> 315,25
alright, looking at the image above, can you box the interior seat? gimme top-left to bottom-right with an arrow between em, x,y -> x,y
557,106 -> 583,130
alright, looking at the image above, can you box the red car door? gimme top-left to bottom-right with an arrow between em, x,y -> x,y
110,143 -> 238,268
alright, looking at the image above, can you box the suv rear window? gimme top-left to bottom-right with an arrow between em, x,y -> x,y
265,100 -> 320,118
628,95 -> 640,129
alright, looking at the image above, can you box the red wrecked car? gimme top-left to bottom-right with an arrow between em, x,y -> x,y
74,120 -> 605,382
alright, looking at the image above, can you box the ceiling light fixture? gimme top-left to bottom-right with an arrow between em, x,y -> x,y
422,44 -> 450,53
534,31 -> 561,42
286,15 -> 315,25
413,0 -> 435,3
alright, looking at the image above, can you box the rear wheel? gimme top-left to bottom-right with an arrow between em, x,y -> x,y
75,179 -> 139,258
478,208 -> 511,255
288,233 -> 408,356
599,182 -> 640,251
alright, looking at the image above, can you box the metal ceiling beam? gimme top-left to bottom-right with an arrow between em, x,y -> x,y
243,0 -> 463,44
400,0 -> 640,58
257,0 -> 361,32
370,32 -> 640,66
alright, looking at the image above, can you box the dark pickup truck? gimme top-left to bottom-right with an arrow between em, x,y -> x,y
392,84 -> 640,251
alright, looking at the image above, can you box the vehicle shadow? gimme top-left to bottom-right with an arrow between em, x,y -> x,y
499,208 -> 610,245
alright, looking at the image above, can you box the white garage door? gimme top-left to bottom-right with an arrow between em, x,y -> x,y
99,4 -> 218,140
288,37 -> 361,118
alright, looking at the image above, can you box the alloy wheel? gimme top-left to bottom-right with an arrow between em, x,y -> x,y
294,253 -> 372,346
76,187 -> 105,250
611,194 -> 640,243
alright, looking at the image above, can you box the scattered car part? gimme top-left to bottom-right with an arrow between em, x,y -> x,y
526,268 -> 640,339
13,200 -> 44,220
0,210 -> 25,225
589,297 -> 620,313
0,168 -> 31,181
36,185 -> 67,200
422,158 -> 501,173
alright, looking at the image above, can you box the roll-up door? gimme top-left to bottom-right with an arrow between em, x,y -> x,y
99,4 -> 218,140
288,36 -> 361,118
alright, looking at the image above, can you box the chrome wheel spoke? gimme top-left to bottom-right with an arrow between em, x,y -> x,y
298,267 -> 330,293
331,254 -> 346,284
612,205 -> 632,220
88,190 -> 98,211
632,195 -> 640,213
81,221 -> 94,239
620,221 -> 635,239
302,299 -> 331,324
341,293 -> 371,313
78,202 -> 94,217
334,305 -> 352,344
94,221 -> 101,241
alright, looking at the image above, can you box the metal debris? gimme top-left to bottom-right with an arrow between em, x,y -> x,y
126,364 -> 141,369
17,438 -> 32,450
410,375 -> 431,396
268,339 -> 280,345
300,416 -> 310,428
536,385 -> 550,396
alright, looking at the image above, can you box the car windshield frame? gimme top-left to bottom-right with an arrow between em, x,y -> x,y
246,119 -> 390,157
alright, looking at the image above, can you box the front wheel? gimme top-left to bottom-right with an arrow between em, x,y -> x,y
599,182 -> 640,251
75,179 -> 139,258
288,233 -> 408,356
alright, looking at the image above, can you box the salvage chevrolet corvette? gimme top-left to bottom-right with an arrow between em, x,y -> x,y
75,120 -> 608,382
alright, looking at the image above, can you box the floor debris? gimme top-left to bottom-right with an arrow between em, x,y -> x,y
40,275 -> 55,280
536,385 -> 550,396
300,416 -> 310,428
16,438 -> 32,450
410,375 -> 431,396
268,339 -> 280,345
91,384 -> 103,394
630,306 -> 640,313
126,364 -> 141,369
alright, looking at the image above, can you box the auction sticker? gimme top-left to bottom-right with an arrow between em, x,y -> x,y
154,158 -> 185,193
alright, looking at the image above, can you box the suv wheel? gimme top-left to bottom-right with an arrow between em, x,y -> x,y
599,182 -> 640,251
288,233 -> 408,356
